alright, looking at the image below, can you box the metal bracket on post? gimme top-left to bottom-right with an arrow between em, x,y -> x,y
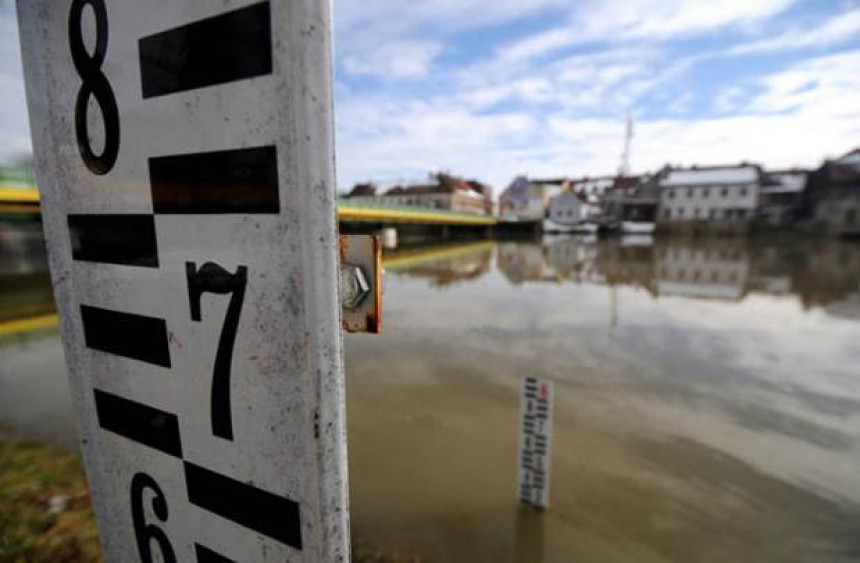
339,235 -> 382,334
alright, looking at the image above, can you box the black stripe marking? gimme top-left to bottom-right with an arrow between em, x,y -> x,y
184,462 -> 302,550
149,146 -> 279,214
94,389 -> 182,457
69,215 -> 159,267
81,305 -> 171,367
139,2 -> 272,99
195,544 -> 237,563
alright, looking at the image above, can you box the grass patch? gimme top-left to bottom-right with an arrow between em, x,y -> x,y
0,433 -> 101,563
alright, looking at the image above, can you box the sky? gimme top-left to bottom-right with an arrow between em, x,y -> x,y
1,0 -> 859,191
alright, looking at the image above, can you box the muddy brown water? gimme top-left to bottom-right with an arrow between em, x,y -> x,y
2,223 -> 859,562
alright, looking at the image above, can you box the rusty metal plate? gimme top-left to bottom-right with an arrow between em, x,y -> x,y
339,235 -> 382,334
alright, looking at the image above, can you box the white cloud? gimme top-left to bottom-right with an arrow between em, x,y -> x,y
342,41 -> 443,79
748,49 -> 860,115
496,0 -> 797,64
727,9 -> 860,55
336,47 -> 860,188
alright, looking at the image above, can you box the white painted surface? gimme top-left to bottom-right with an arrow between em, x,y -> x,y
17,1 -> 349,561
660,166 -> 759,186
761,172 -> 807,194
548,191 -> 582,225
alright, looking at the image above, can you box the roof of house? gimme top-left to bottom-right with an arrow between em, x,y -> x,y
382,174 -> 491,197
660,166 -> 760,187
761,172 -> 807,194
835,148 -> 860,171
812,149 -> 860,187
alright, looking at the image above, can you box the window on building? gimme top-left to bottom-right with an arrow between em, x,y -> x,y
740,187 -> 748,197
668,189 -> 675,199
721,187 -> 729,197
688,188 -> 694,198
703,188 -> 710,198
847,208 -> 857,225
678,208 -> 685,218
664,209 -> 671,220
694,208 -> 700,219
710,209 -> 717,220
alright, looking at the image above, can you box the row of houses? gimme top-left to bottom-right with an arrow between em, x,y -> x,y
342,148 -> 859,237
502,147 -> 860,237
343,172 -> 493,216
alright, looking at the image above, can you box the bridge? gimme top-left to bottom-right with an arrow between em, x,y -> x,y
0,185 -> 498,226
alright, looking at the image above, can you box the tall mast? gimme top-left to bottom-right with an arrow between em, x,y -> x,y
618,113 -> 633,177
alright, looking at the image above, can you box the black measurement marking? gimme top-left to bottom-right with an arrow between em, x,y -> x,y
149,146 -> 279,214
94,389 -> 182,457
186,262 -> 248,440
68,214 -> 158,267
68,0 -> 119,175
81,305 -> 171,367
139,1 -> 272,99
131,472 -> 177,563
195,544 -> 237,563
184,462 -> 302,550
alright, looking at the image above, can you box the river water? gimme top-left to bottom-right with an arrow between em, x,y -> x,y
2,221 -> 859,562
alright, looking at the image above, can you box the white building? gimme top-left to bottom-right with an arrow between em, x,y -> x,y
658,165 -> 761,232
499,176 -> 551,221
547,190 -> 584,224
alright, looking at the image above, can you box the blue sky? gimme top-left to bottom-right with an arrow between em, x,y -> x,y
2,0 -> 859,191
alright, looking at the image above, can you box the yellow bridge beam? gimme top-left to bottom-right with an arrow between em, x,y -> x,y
1,187 -> 498,225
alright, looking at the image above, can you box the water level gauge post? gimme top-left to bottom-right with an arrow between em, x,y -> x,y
17,0 -> 350,560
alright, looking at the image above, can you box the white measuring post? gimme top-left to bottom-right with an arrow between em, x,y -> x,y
17,0 -> 349,561
517,377 -> 554,509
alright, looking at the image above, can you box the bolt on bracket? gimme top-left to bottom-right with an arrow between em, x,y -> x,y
338,235 -> 382,333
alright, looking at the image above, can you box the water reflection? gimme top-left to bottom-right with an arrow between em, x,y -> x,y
0,220 -> 54,325
358,235 -> 860,562
391,236 -> 860,320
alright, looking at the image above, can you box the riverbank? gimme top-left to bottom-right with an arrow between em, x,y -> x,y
0,431 -> 421,562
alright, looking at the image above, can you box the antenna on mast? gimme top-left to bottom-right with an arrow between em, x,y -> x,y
618,113 -> 633,177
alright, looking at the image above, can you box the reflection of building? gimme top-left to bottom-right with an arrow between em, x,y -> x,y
543,238 -> 599,283
824,290 -> 860,320
804,149 -> 860,237
499,177 -> 551,221
658,165 -> 761,234
0,222 -> 55,324
346,173 -> 493,216
792,241 -> 860,310
593,241 -> 656,294
0,221 -> 49,276
383,236 -> 860,325
497,243 -> 547,284
656,241 -> 750,301
384,242 -> 493,287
